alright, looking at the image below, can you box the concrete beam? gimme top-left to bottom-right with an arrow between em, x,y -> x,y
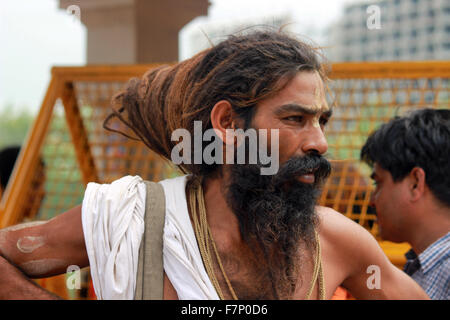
59,0 -> 209,64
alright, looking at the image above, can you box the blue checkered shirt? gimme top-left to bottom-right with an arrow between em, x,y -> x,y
403,232 -> 450,300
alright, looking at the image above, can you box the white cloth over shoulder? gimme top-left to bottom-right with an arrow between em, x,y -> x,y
160,175 -> 219,300
82,175 -> 146,300
81,174 -> 218,300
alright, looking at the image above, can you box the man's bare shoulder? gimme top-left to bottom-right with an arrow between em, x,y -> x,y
316,205 -> 366,238
315,206 -> 387,270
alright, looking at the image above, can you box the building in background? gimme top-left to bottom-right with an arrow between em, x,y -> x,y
326,0 -> 450,62
59,0 -> 209,64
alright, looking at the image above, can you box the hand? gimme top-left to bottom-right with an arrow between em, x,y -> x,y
0,255 -> 61,300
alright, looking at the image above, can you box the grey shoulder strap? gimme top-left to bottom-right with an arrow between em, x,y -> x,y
134,180 -> 166,300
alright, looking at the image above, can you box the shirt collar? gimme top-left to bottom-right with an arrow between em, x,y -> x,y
403,249 -> 421,276
405,249 -> 417,260
417,232 -> 450,275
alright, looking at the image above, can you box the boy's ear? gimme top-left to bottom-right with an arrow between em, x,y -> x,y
409,167 -> 426,202
210,100 -> 237,145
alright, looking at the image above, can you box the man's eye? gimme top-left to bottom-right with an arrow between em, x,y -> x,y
319,117 -> 329,126
285,116 -> 303,122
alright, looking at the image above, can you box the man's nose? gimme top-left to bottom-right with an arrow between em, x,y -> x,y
301,126 -> 328,155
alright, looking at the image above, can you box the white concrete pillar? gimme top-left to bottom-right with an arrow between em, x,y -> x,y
59,0 -> 209,64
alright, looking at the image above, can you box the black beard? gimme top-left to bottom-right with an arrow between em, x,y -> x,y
225,153 -> 331,299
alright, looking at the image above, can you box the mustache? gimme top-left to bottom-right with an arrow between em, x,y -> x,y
271,153 -> 331,187
229,153 -> 331,191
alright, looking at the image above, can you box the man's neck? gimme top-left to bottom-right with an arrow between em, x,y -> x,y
202,174 -> 242,247
409,204 -> 450,255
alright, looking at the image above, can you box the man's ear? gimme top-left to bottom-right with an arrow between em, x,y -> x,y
408,167 -> 426,202
210,100 -> 237,146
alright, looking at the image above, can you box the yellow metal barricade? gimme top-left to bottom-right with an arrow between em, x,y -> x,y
321,61 -> 449,270
0,62 -> 448,299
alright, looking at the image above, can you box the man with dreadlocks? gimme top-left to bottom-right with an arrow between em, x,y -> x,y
0,30 -> 429,300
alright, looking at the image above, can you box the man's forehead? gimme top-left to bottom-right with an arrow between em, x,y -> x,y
311,74 -> 329,111
288,71 -> 329,111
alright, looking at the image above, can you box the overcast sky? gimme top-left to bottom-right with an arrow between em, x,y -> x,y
209,0 -> 350,27
0,0 -> 353,114
0,0 -> 85,114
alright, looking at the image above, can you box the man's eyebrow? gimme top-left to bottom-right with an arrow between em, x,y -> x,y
274,103 -> 330,116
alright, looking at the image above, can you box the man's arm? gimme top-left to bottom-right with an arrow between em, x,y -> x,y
341,224 -> 428,299
0,205 -> 88,278
319,207 -> 429,300
0,255 -> 60,299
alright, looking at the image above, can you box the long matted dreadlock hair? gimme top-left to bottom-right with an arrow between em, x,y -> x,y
104,29 -> 328,178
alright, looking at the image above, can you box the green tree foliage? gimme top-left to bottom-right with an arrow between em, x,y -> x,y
0,105 -> 35,149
